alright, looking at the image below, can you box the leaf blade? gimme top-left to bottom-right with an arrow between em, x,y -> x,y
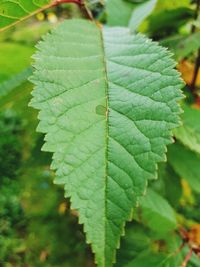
168,142 -> 200,194
0,0 -> 51,31
30,19 -> 183,267
174,105 -> 200,154
129,0 -> 157,32
138,189 -> 177,234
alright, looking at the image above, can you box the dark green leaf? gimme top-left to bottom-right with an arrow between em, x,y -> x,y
168,142 -> 200,193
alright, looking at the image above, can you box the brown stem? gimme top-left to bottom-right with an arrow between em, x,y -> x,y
190,49 -> 200,93
190,0 -> 200,94
52,0 -> 82,6
54,0 -> 93,20
79,1 -> 94,20
181,249 -> 193,267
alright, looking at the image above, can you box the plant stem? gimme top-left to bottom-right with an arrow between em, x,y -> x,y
80,2 -> 94,20
190,49 -> 200,93
181,249 -> 193,267
52,0 -> 82,6
53,0 -> 94,20
190,0 -> 200,94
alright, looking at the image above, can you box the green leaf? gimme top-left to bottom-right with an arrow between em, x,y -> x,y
147,7 -> 194,38
0,43 -> 34,83
129,0 -> 157,32
0,0 -> 51,31
152,163 -> 182,207
124,251 -> 165,267
160,32 -> 200,60
174,105 -> 200,154
115,222 -> 151,267
0,67 -> 32,98
106,0 -> 136,26
106,0 -> 157,29
155,0 -> 191,11
137,189 -> 177,234
30,19 -> 183,267
168,142 -> 200,193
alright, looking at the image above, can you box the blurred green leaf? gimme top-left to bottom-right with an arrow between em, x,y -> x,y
0,110 -> 22,179
124,251 -> 165,267
0,43 -> 34,82
173,105 -> 200,154
106,0 -> 156,28
137,189 -> 177,234
168,142 -> 200,193
160,32 -> 200,60
7,22 -> 52,45
115,222 -> 151,267
151,163 -> 182,207
155,0 -> 191,11
106,0 -> 136,26
148,7 -> 194,38
0,67 -> 32,98
129,0 -> 157,32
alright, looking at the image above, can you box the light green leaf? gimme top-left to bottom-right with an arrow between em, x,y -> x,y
168,142 -> 200,193
0,67 -> 32,98
137,189 -> 177,234
174,105 -> 200,154
30,19 -> 183,267
0,0 -> 51,31
155,0 -> 190,11
129,0 -> 157,32
106,0 -> 157,29
106,0 -> 136,26
0,42 -> 34,83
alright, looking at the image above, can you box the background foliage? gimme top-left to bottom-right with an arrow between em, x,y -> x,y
0,0 -> 200,266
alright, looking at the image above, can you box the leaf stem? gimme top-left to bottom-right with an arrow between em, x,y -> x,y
190,49 -> 200,93
53,0 -> 94,20
190,0 -> 200,94
181,249 -> 193,267
80,1 -> 94,20
52,0 -> 82,6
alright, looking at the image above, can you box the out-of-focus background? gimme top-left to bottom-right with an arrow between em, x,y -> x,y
0,1 -> 200,267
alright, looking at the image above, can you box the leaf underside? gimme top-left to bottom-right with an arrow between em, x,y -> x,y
30,19 -> 183,267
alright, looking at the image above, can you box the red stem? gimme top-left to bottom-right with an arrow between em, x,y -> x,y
52,0 -> 93,20
181,249 -> 193,267
52,0 -> 82,6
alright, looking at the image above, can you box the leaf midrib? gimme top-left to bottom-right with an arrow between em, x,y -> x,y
99,24 -> 110,266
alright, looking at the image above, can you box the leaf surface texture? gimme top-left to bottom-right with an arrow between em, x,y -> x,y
30,19 -> 183,267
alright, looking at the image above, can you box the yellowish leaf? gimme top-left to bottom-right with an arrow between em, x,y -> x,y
177,60 -> 200,86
